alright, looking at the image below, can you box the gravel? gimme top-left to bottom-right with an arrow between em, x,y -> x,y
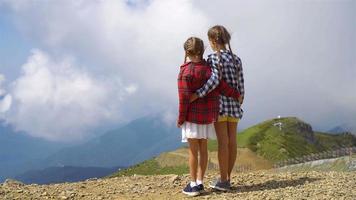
1,170 -> 355,199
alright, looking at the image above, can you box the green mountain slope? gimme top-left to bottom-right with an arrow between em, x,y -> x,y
111,117 -> 356,177
234,117 -> 356,162
109,147 -> 272,177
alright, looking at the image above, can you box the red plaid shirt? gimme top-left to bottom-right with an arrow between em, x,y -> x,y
177,61 -> 240,125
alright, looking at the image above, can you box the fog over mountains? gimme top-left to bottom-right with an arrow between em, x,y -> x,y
0,0 -> 355,142
0,114 -> 181,183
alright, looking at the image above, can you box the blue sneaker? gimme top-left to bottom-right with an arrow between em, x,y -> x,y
196,184 -> 205,193
182,183 -> 200,196
209,178 -> 231,191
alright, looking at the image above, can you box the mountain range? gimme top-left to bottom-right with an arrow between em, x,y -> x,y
2,116 -> 355,184
40,114 -> 181,168
0,123 -> 67,182
15,166 -> 121,184
1,115 -> 181,184
328,123 -> 356,134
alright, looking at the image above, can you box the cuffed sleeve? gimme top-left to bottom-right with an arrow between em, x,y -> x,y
236,56 -> 245,97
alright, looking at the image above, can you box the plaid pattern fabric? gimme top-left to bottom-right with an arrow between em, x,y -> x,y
177,61 -> 240,125
196,50 -> 245,119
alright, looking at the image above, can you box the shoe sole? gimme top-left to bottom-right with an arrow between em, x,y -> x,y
209,184 -> 230,192
182,190 -> 200,196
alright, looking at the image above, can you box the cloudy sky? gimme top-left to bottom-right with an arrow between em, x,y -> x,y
0,0 -> 355,142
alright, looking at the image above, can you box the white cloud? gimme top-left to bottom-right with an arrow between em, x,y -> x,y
125,84 -> 138,95
0,0 -> 355,141
0,74 -> 12,113
0,0 -> 209,140
2,49 -> 135,141
0,74 -> 6,96
0,95 -> 12,113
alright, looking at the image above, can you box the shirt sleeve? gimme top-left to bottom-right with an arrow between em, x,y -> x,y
195,55 -> 220,98
217,79 -> 240,99
236,56 -> 245,97
177,71 -> 192,125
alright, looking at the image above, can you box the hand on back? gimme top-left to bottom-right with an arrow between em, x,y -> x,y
238,96 -> 244,105
190,93 -> 199,103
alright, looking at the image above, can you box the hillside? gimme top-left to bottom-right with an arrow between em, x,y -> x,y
41,114 -> 181,168
234,117 -> 356,161
1,171 -> 355,199
110,147 -> 272,177
14,166 -> 122,185
0,123 -> 67,182
111,117 -> 356,177
1,117 -> 356,199
1,114 -> 181,184
328,123 -> 356,134
276,155 -> 356,172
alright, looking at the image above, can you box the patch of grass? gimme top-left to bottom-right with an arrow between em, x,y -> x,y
207,139 -> 218,151
109,159 -> 189,177
110,117 -> 356,177
237,126 -> 262,147
315,132 -> 356,150
233,117 -> 356,162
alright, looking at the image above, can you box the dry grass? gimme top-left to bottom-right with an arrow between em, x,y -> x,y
156,147 -> 273,171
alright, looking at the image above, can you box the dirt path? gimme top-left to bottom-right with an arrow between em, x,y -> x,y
1,170 -> 355,199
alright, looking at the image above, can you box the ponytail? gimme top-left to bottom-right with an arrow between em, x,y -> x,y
228,41 -> 239,71
216,48 -> 223,80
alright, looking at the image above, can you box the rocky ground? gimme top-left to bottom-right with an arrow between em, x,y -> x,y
1,170 -> 355,200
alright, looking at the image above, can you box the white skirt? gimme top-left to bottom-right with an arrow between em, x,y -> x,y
181,122 -> 216,143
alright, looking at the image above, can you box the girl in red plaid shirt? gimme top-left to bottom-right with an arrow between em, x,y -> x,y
177,37 -> 241,196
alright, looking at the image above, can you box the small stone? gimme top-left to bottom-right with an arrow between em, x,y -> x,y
169,175 -> 180,183
3,179 -> 24,187
144,186 -> 152,191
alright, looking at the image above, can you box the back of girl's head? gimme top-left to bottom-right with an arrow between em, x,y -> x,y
183,37 -> 204,63
208,25 -> 239,69
208,25 -> 231,45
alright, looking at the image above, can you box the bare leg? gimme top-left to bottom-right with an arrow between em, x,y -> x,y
188,139 -> 199,182
227,122 -> 238,180
214,121 -> 229,181
197,139 -> 208,182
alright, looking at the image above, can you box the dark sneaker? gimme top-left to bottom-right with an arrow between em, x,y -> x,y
227,179 -> 232,186
209,178 -> 231,191
182,183 -> 200,196
196,184 -> 205,193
